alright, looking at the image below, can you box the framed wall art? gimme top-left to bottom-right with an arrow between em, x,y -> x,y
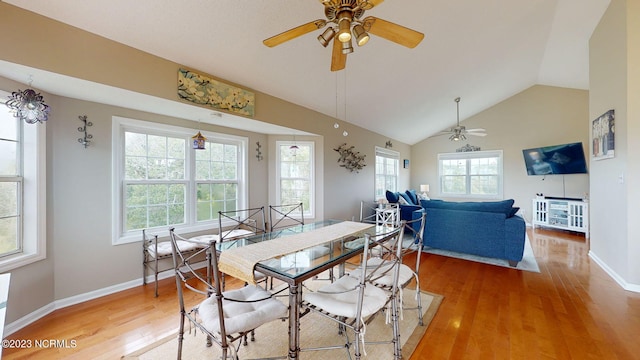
178,68 -> 255,117
592,109 -> 615,160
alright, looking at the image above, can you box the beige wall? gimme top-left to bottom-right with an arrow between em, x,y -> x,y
589,0 -> 640,288
411,85 -> 590,222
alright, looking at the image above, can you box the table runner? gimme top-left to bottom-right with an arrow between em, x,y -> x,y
218,221 -> 374,284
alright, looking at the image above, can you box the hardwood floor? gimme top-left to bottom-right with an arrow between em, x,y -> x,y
4,228 -> 640,359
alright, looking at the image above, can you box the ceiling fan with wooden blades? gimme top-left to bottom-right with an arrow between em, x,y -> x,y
435,97 -> 487,141
263,0 -> 424,71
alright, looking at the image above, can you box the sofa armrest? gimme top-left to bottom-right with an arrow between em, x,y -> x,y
399,204 -> 422,220
504,215 -> 526,261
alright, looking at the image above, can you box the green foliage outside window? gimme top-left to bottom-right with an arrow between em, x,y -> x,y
279,144 -> 311,214
0,108 -> 20,256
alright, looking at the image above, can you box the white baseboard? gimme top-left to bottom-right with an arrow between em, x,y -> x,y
4,260 -> 207,337
589,250 -> 640,293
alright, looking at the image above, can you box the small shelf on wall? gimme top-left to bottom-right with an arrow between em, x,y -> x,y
532,198 -> 589,237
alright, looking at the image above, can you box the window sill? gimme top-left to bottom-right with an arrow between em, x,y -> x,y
113,222 -> 219,245
0,252 -> 46,273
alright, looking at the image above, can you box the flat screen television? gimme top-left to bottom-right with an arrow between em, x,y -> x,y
522,142 -> 588,175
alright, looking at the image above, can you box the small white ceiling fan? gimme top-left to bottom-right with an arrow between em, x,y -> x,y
435,97 -> 487,141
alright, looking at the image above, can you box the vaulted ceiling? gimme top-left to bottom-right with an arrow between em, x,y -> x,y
3,0 -> 610,144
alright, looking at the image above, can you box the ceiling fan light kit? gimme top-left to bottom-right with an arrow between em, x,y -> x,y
263,0 -> 424,71
341,39 -> 354,54
318,27 -> 336,47
352,24 -> 370,46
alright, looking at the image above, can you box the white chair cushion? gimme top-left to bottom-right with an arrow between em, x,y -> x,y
307,245 -> 330,259
344,237 -> 383,256
190,229 -> 255,246
198,285 -> 287,335
147,240 -> 198,258
189,234 -> 218,246
349,258 -> 414,288
221,229 -> 254,240
303,275 -> 388,319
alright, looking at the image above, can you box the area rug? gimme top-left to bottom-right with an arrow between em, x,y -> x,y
122,288 -> 442,359
423,234 -> 540,273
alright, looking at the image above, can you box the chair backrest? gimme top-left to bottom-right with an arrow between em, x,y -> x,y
402,212 -> 427,275
169,228 -> 215,296
218,206 -> 266,242
359,200 -> 378,224
354,224 -> 406,317
169,228 -> 229,338
142,228 -> 156,251
365,220 -> 406,284
269,203 -> 304,232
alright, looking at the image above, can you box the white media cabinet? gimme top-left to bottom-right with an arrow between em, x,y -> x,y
532,198 -> 589,237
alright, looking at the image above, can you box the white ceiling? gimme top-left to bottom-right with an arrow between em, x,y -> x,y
3,0 -> 610,144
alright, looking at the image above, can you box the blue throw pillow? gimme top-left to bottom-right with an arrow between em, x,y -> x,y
398,192 -> 413,205
508,207 -> 520,218
405,190 -> 419,205
385,190 -> 400,203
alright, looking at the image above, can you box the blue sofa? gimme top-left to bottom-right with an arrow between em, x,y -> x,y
419,199 -> 526,266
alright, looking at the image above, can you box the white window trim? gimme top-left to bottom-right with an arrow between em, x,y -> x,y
0,90 -> 47,272
374,146 -> 400,200
111,116 -> 248,245
275,140 -> 314,219
437,150 -> 503,199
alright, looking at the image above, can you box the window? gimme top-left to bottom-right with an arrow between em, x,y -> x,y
276,141 -> 313,218
113,117 -> 247,244
0,90 -> 46,272
0,99 -> 21,257
374,147 -> 399,200
438,150 -> 503,198
195,142 -> 240,221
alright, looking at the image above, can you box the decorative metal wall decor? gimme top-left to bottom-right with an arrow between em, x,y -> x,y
77,115 -> 93,148
456,143 -> 481,152
385,140 -> 393,148
178,68 -> 255,117
333,143 -> 366,173
6,88 -> 50,124
255,141 -> 263,161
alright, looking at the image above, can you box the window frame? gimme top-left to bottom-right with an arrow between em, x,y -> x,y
275,140 -> 314,219
0,90 -> 47,272
112,116 -> 248,245
374,146 -> 400,201
437,150 -> 503,199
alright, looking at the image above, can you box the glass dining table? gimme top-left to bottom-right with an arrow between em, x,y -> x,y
214,219 -> 398,360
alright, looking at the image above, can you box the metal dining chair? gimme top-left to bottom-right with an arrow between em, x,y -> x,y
169,227 -> 288,360
268,203 -> 304,232
349,213 -> 427,325
142,229 -> 199,297
270,203 -> 334,284
300,224 -> 406,359
189,206 -> 269,290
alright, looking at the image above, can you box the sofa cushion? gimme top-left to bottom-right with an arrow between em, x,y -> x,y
385,190 -> 400,203
405,190 -> 419,205
508,207 -> 520,218
422,199 -> 515,216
